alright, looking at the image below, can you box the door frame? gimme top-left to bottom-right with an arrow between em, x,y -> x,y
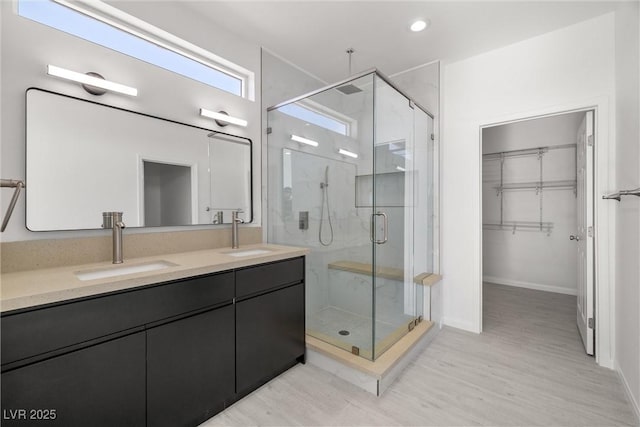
477,97 -> 615,368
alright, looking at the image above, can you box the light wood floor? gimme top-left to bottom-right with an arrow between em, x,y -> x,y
204,283 -> 638,426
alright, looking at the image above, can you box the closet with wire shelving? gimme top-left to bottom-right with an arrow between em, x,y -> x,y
481,112 -> 585,295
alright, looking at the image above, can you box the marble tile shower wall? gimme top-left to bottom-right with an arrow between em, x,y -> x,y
267,82 -> 413,320
269,109 -> 372,316
328,269 -> 410,326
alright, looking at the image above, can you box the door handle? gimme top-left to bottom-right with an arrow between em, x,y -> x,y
370,212 -> 388,244
569,235 -> 581,241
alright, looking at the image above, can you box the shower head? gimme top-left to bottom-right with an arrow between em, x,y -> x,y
337,48 -> 362,95
337,84 -> 362,95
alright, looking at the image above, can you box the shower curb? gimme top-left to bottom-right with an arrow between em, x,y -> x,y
306,320 -> 438,396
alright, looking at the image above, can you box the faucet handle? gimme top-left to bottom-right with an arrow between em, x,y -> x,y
232,209 -> 245,224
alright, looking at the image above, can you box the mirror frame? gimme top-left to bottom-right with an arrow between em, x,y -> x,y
25,87 -> 253,231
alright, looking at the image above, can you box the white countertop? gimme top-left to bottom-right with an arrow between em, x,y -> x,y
0,244 -> 308,313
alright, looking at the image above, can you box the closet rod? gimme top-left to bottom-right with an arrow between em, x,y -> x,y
483,221 -> 553,235
494,180 -> 577,192
483,143 -> 576,159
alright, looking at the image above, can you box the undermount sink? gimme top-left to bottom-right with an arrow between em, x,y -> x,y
222,248 -> 275,257
75,260 -> 177,281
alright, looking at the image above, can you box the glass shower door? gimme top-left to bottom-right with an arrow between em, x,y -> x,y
267,73 -> 378,359
371,75 -> 418,359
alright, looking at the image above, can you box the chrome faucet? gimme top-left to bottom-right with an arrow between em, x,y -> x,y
102,212 -> 126,264
231,209 -> 245,249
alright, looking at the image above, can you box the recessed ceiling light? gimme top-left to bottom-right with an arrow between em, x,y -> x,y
410,19 -> 429,32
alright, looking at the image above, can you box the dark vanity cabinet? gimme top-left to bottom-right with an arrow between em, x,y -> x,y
0,256 -> 305,427
1,332 -> 146,427
236,259 -> 306,395
147,305 -> 235,427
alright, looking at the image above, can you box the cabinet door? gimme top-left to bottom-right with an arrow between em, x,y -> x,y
147,305 -> 235,427
236,283 -> 305,394
1,332 -> 145,427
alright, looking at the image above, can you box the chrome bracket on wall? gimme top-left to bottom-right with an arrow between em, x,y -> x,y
603,188 -> 640,201
1,179 -> 25,232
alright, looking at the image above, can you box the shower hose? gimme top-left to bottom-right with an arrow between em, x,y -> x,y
319,182 -> 334,246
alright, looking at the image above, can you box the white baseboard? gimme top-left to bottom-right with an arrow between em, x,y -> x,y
617,366 -> 640,424
483,275 -> 577,296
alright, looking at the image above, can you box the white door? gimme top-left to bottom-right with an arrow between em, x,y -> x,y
575,111 -> 594,355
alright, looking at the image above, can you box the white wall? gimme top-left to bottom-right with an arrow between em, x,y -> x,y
613,3 -> 640,419
261,49 -> 327,111
442,13 -> 616,369
390,61 -> 440,117
482,113 -> 582,295
0,0 -> 261,242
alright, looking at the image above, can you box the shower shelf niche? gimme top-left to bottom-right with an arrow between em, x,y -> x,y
355,171 -> 405,207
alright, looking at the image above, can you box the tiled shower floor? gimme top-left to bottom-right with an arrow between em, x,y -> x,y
306,306 -> 414,357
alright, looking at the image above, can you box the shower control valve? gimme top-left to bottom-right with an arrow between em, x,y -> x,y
299,211 -> 309,230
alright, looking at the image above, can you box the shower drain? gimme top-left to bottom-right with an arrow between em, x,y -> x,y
338,330 -> 350,336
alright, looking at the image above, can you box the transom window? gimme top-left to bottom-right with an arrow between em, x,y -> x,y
279,102 -> 352,136
18,0 -> 254,99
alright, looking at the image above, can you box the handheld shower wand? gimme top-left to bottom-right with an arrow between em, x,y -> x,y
319,166 -> 334,246
320,166 -> 329,189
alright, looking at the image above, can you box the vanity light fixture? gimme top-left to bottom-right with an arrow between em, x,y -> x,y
396,166 -> 406,172
291,134 -> 319,147
46,65 -> 138,96
338,148 -> 359,159
200,108 -> 248,127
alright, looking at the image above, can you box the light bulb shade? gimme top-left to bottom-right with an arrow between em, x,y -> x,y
47,65 -> 138,96
200,108 -> 248,127
291,134 -> 319,147
338,148 -> 358,158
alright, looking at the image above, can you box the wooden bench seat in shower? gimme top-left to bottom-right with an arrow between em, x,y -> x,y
327,261 -> 442,286
413,272 -> 443,287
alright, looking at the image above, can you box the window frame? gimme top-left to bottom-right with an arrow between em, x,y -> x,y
22,0 -> 255,100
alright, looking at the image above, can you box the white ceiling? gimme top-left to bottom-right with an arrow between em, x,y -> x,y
184,1 -> 622,83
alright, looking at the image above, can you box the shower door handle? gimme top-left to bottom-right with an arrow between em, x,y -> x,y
370,212 -> 388,244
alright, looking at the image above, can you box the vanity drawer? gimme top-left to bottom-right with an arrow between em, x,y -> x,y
235,257 -> 304,299
1,271 -> 234,366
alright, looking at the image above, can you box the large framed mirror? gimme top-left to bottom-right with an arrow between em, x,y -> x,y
25,88 -> 252,231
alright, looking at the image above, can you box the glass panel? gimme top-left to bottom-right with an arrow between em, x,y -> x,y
278,103 -> 349,136
372,75 -> 417,359
413,108 -> 435,321
267,73 -> 376,359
